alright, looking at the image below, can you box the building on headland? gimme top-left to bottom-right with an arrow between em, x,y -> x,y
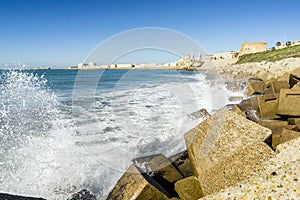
238,42 -> 267,57
205,52 -> 238,60
275,40 -> 300,50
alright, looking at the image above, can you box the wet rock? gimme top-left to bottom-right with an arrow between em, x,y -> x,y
174,176 -> 203,200
228,96 -> 243,102
0,193 -> 45,200
238,97 -> 259,112
106,164 -> 169,200
68,189 -> 96,200
133,154 -> 183,183
189,108 -> 210,120
168,150 -> 193,178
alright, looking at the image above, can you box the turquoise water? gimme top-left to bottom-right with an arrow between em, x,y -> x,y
0,69 -> 219,199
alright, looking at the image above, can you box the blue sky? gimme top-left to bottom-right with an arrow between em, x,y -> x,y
0,0 -> 299,67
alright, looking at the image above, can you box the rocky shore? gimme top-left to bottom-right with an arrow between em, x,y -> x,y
1,58 -> 300,199
106,58 -> 300,199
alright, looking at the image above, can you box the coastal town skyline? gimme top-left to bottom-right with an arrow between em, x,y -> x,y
0,0 -> 299,67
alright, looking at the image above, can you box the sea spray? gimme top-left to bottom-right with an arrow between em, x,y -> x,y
0,69 -> 238,199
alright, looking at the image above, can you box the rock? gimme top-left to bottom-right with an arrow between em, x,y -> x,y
264,80 -> 290,94
184,110 -> 272,193
289,68 -> 300,87
256,71 -> 271,81
245,81 -> 265,96
168,151 -> 193,178
228,96 -> 243,102
198,142 -> 275,196
257,120 -> 289,128
238,97 -> 259,112
288,118 -> 300,130
133,154 -> 183,183
189,108 -> 210,120
277,72 -> 290,82
277,88 -> 300,117
68,189 -> 96,200
257,94 -> 281,119
231,104 -> 246,117
0,193 -> 45,200
272,128 -> 300,149
201,137 -> 300,200
174,176 -> 203,200
106,164 -> 169,200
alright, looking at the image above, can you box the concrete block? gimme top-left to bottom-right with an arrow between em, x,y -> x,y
169,151 -> 193,178
174,176 -> 203,200
238,97 -> 259,112
107,164 -> 169,200
257,94 -> 281,119
133,154 -> 183,183
245,81 -> 265,96
184,110 -> 272,178
289,68 -> 300,87
277,89 -> 300,117
231,104 -> 246,117
198,142 -> 275,196
277,72 -> 290,82
272,128 -> 300,149
292,81 -> 300,90
288,118 -> 300,130
264,80 -> 290,94
189,108 -> 210,120
257,120 -> 289,128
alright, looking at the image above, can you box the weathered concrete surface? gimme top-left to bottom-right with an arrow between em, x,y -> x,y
197,142 -> 275,196
238,97 -> 259,112
106,164 -> 169,200
245,81 -> 265,96
264,80 -> 289,94
257,94 -> 280,119
184,110 -> 272,178
169,151 -> 193,178
231,104 -> 246,117
257,120 -> 289,128
272,128 -> 300,149
200,137 -> 300,200
277,88 -> 300,116
133,154 -> 183,183
174,176 -> 203,200
289,68 -> 300,87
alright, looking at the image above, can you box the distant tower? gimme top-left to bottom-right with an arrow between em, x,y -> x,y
198,53 -> 202,61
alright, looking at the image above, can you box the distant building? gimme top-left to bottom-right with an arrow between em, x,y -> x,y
206,52 -> 238,60
239,42 -> 267,57
276,40 -> 300,50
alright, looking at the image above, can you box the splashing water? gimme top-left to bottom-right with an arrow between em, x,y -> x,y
0,68 -> 238,199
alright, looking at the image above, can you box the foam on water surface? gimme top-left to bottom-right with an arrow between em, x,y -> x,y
0,69 -> 240,199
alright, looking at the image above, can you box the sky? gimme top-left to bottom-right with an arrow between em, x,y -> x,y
0,0 -> 299,67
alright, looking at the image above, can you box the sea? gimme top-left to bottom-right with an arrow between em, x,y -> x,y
0,69 -> 242,199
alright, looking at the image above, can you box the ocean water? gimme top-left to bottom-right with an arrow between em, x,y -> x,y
0,69 -> 238,199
